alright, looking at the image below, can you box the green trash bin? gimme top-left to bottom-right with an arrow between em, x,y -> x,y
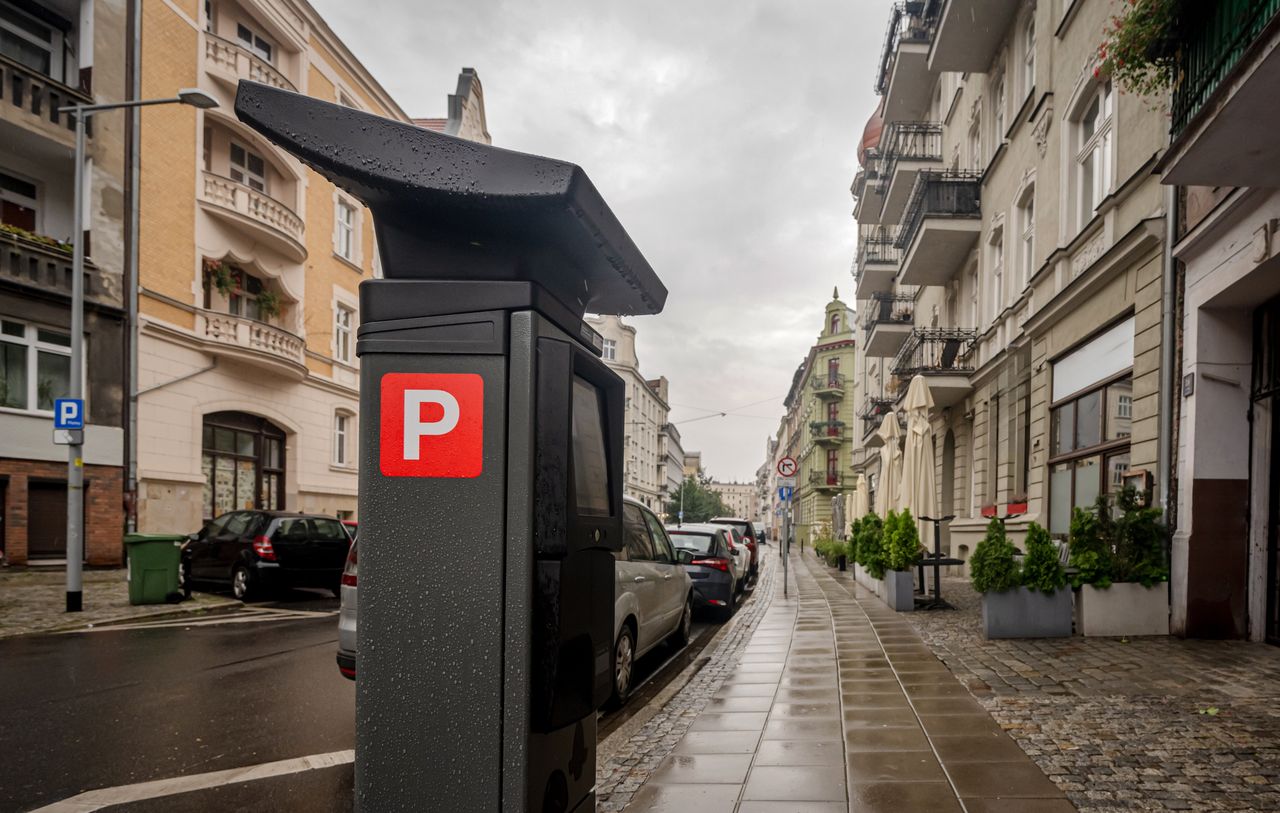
124,533 -> 187,605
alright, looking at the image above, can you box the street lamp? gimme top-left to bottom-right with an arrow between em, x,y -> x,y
58,88 -> 218,612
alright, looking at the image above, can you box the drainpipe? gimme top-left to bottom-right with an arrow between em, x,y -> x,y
1158,184 -> 1177,519
124,0 -> 142,532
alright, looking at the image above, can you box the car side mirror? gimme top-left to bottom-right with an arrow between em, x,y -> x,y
676,550 -> 697,565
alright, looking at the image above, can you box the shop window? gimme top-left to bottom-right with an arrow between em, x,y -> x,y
201,412 -> 285,520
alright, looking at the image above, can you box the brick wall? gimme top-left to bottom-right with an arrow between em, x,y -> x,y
1,459 -> 124,566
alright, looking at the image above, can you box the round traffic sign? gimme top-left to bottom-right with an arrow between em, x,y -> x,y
777,456 -> 797,477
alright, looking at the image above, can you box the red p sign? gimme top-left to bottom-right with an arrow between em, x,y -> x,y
380,373 -> 484,478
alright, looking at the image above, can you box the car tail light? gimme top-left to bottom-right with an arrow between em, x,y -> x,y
252,535 -> 277,561
690,557 -> 730,572
341,543 -> 358,587
339,664 -> 356,679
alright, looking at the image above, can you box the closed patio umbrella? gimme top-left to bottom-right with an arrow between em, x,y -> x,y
854,472 -> 870,518
898,375 -> 937,542
875,412 -> 902,518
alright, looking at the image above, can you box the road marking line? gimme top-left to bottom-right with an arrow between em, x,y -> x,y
63,609 -> 338,633
30,749 -> 354,812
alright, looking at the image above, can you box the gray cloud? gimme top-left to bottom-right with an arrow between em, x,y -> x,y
312,0 -> 885,481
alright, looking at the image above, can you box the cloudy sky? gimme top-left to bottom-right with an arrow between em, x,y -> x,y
313,0 -> 884,483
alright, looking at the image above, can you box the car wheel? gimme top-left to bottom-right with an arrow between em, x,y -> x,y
609,625 -> 636,708
718,588 -> 736,622
231,564 -> 254,602
671,595 -> 692,647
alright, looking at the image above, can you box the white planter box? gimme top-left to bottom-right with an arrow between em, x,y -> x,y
883,570 -> 914,612
982,587 -> 1072,638
1077,582 -> 1169,637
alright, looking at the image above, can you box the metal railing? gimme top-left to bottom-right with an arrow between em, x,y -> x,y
810,373 -> 846,393
810,471 -> 845,489
896,171 -> 982,253
1,229 -> 102,300
859,395 -> 896,439
862,292 -> 915,331
874,1 -> 940,94
0,54 -> 94,135
892,328 -> 977,379
856,225 -> 903,275
809,420 -> 846,442
875,122 -> 943,194
1171,0 -> 1280,133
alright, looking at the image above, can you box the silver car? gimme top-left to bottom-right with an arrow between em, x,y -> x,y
610,499 -> 693,706
336,540 -> 357,679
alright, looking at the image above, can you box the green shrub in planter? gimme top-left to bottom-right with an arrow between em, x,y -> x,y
1068,487 -> 1169,589
860,513 -> 887,580
885,508 -> 922,573
1021,522 -> 1067,593
848,517 -> 864,565
969,517 -> 1020,594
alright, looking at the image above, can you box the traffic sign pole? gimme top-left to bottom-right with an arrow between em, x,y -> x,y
66,111 -> 85,613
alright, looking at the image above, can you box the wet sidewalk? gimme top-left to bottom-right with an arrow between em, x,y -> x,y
625,549 -> 1073,813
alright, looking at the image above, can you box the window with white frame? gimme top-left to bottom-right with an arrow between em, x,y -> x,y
0,2 -> 67,82
967,115 -> 982,170
991,71 -> 1006,143
335,199 -> 356,262
0,169 -> 39,232
1077,81 -> 1113,228
1018,186 -> 1035,292
334,303 -> 354,364
236,21 -> 273,63
988,225 -> 1005,321
205,0 -> 216,33
968,266 -> 980,327
333,411 -> 351,466
1022,13 -> 1036,98
229,142 -> 267,192
0,318 -> 73,413
602,338 -> 617,361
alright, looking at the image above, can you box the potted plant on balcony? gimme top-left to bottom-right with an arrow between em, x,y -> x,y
203,259 -> 236,299
1095,0 -> 1198,97
256,289 -> 283,321
1070,487 -> 1170,636
882,508 -> 921,612
973,520 -> 1072,639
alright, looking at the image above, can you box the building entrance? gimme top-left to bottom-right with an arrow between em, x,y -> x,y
1254,295 -> 1280,644
200,412 -> 285,520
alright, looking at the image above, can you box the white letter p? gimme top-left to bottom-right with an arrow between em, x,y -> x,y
403,390 -> 460,460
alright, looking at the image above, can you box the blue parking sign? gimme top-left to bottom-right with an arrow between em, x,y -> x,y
778,486 -> 793,502
54,398 -> 84,429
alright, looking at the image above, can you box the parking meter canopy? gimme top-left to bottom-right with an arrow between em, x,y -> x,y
234,80 -> 666,321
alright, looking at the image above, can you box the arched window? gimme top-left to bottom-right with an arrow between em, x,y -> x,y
201,412 -> 286,519
830,313 -> 840,334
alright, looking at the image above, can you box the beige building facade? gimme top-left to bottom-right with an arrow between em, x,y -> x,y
850,0 -> 1165,563
132,0 -> 488,531
708,480 -> 758,522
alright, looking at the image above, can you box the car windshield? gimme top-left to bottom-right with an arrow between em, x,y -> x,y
668,531 -> 714,554
712,519 -> 753,541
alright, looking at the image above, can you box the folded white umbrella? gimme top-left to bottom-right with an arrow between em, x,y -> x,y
898,375 -> 937,544
854,472 -> 870,518
875,412 -> 902,518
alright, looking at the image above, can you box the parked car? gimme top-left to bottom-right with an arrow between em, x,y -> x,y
753,521 -> 768,544
667,523 -> 742,621
611,499 -> 693,706
706,524 -> 748,594
337,540 -> 358,680
342,520 -> 358,541
709,517 -> 759,584
181,510 -> 351,601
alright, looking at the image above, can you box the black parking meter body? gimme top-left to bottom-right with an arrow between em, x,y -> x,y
235,82 -> 666,812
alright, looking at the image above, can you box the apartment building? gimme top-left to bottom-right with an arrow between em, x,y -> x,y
1157,0 -> 1280,642
773,291 -> 857,543
0,0 -> 127,564
707,480 -> 758,522
586,314 -> 670,511
132,0 -> 488,531
850,0 -> 1165,563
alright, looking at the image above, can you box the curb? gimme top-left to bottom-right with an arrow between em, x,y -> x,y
1,598 -> 244,639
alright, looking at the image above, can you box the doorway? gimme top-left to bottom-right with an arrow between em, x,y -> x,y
1254,295 -> 1280,643
27,480 -> 85,560
941,429 -> 955,557
201,412 -> 286,520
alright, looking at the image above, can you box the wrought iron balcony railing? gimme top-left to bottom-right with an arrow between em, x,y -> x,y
860,395 -> 896,439
862,292 -> 915,331
896,171 -> 982,253
875,122 -> 943,193
810,373 -> 846,394
810,420 -> 846,443
1171,0 -> 1280,134
874,1 -> 940,94
810,471 -> 844,489
855,225 -> 902,274
892,328 -> 977,379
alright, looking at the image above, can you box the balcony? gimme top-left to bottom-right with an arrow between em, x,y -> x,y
810,373 -> 846,399
854,225 -> 901,299
877,122 -> 943,224
851,157 -> 885,225
862,292 -> 915,357
810,471 -> 844,492
897,171 -> 982,287
860,395 -> 898,444
810,420 -> 846,447
195,309 -> 306,378
1162,0 -> 1280,186
0,228 -> 107,304
203,32 -> 296,92
928,0 -> 1021,73
891,328 -> 976,408
0,54 -> 93,144
199,171 -> 306,262
875,2 -> 938,125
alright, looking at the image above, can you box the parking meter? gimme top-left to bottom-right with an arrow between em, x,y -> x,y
236,82 -> 666,812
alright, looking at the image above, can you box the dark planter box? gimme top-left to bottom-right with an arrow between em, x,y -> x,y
982,587 -> 1072,639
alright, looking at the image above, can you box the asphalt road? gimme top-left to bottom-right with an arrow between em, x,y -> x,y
0,588 -> 722,812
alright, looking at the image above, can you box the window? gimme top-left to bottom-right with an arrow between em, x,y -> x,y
988,226 -> 1005,320
0,2 -> 65,81
230,142 -> 267,192
830,313 -> 840,334
236,21 -> 273,63
335,199 -> 356,261
967,116 -> 982,170
0,318 -> 72,413
991,71 -> 1006,142
1018,188 -> 1036,292
1077,81 -> 1114,226
986,394 -> 1000,505
334,304 -> 353,364
0,169 -> 38,232
1022,14 -> 1036,98
602,338 -> 617,361
205,266 -> 268,321
333,412 -> 350,466
201,412 -> 285,519
205,0 -> 216,33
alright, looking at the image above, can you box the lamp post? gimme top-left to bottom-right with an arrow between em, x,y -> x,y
57,88 -> 218,612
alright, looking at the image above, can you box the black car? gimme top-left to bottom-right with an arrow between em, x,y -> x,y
182,510 -> 352,601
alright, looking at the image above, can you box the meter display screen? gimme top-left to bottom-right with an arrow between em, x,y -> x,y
571,377 -> 611,516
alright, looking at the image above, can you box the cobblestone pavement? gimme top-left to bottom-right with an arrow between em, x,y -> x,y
596,546 -> 781,811
889,572 -> 1280,812
0,569 -> 238,638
